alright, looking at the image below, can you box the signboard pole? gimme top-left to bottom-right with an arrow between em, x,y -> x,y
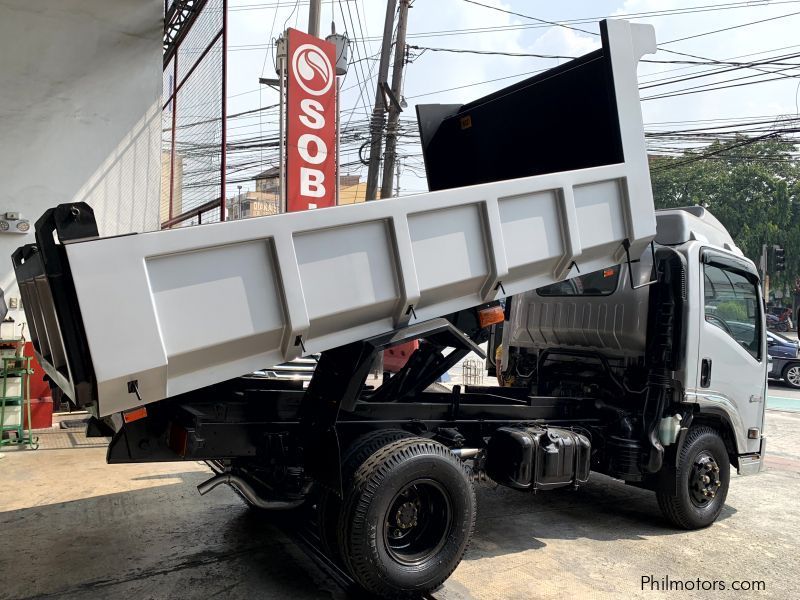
277,35 -> 287,214
279,56 -> 286,213
335,76 -> 340,205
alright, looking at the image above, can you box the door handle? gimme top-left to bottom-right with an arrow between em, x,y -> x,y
700,358 -> 712,388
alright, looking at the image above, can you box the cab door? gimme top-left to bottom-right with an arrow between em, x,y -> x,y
697,250 -> 766,454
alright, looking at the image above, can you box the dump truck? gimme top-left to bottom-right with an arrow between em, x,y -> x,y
11,20 -> 766,598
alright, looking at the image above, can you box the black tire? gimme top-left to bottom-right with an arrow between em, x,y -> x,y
339,437 -> 476,598
782,363 -> 800,389
656,426 -> 730,529
318,429 -> 413,562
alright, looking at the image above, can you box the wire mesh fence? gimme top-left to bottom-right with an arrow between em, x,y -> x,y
162,0 -> 227,228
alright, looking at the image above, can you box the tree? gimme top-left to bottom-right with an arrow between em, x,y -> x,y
649,136 -> 800,297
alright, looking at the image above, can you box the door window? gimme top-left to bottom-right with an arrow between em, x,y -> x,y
537,265 -> 620,297
703,263 -> 761,360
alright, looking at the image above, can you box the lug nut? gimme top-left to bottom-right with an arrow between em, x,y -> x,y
702,475 -> 710,484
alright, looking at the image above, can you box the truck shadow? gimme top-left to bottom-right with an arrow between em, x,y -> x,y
0,470 -> 340,600
0,468 -> 738,598
464,473 -> 737,559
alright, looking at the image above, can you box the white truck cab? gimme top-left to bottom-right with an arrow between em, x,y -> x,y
502,205 -> 766,481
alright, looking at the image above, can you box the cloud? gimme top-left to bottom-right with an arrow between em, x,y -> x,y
529,26 -> 599,60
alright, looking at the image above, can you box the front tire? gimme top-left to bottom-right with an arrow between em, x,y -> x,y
782,363 -> 800,389
339,437 -> 476,598
656,426 -> 730,529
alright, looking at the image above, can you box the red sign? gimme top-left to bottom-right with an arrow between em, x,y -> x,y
286,28 -> 337,212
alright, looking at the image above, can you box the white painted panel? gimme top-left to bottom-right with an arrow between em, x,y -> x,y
574,179 -> 626,250
295,221 -> 398,321
499,190 -> 562,270
147,241 -> 284,361
409,204 -> 488,305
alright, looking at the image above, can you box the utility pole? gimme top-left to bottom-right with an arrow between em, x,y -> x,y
380,0 -> 410,200
276,35 -> 287,212
308,0 -> 321,37
365,0 -> 398,200
395,158 -> 401,197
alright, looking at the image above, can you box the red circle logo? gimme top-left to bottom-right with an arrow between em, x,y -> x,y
292,44 -> 333,96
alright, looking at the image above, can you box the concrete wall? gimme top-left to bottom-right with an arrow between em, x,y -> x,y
0,0 -> 163,334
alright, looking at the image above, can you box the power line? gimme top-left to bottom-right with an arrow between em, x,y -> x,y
409,44 -> 800,73
650,130 -> 800,171
407,45 -> 576,60
459,0 -> 598,37
660,9 -> 800,45
455,0 -> 800,91
403,44 -> 800,102
641,64 -> 800,101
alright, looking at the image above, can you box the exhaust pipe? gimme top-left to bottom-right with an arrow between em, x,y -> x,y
197,473 -> 305,510
452,448 -> 481,459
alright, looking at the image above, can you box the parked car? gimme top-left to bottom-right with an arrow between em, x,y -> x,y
767,330 -> 800,388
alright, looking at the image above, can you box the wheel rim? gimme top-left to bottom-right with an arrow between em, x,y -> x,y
384,479 -> 452,566
787,366 -> 800,386
689,451 -> 722,507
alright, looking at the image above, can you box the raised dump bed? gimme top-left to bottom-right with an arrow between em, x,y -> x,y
13,19 -> 656,416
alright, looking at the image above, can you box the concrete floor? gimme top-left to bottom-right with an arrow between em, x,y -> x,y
1,406 -> 798,600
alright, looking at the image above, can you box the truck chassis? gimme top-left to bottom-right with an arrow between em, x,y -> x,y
99,256 -> 731,597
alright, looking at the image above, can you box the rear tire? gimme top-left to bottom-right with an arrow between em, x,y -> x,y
656,426 -> 730,529
782,363 -> 800,389
318,429 -> 413,563
339,437 -> 476,598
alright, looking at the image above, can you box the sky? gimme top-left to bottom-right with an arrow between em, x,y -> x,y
224,0 -> 800,195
